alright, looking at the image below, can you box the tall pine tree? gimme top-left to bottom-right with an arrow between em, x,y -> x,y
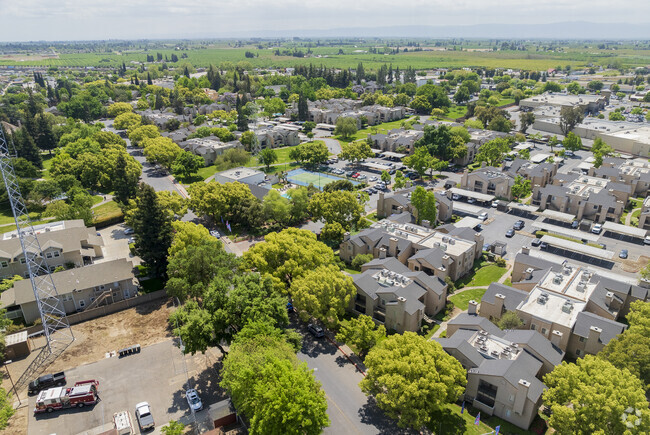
236,95 -> 248,132
11,129 -> 42,169
113,153 -> 139,205
298,93 -> 309,122
131,183 -> 173,278
35,114 -> 57,155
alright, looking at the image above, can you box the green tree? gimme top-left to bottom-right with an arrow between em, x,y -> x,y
487,115 -> 514,133
497,311 -> 524,329
220,325 -> 329,435
156,191 -> 188,221
360,333 -> 467,430
44,187 -> 94,226
243,228 -> 336,291
562,132 -> 583,151
511,175 -> 532,200
0,387 -> 15,430
475,137 -> 510,167
257,148 -> 278,171
559,106 -> 584,135
519,112 -> 535,133
161,420 -> 185,435
339,141 -> 373,164
322,179 -> 354,193
113,112 -> 142,131
262,97 -> 286,117
289,141 -> 329,168
262,190 -> 291,226
350,253 -> 373,271
308,190 -> 367,230
320,222 -> 346,246
587,80 -> 604,91
336,315 -> 386,358
286,186 -> 311,223
393,170 -> 406,190
403,146 -> 433,179
131,183 -> 173,277
107,102 -> 134,118
172,151 -> 204,179
543,355 -> 650,435
380,170 -> 391,184
453,86 -> 471,104
291,264 -> 356,328
113,152 -> 139,205
188,181 -> 259,227
591,137 -> 614,168
409,95 -> 432,114
334,117 -> 358,140
143,137 -> 183,170
168,221 -> 209,257
128,124 -> 160,147
410,186 -> 437,225
609,111 -> 625,121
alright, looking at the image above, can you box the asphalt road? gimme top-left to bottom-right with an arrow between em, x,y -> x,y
294,320 -> 410,435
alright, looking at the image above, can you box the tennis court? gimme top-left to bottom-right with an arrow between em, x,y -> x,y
286,168 -> 359,190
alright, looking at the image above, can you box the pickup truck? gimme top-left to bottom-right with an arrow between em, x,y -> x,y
135,402 -> 155,431
28,372 -> 66,395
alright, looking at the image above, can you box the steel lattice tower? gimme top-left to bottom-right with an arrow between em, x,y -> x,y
0,124 -> 74,358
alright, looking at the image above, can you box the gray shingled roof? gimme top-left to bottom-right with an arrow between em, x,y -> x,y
362,257 -> 409,273
447,313 -> 502,336
473,354 -> 546,402
502,329 -> 565,367
573,311 -> 626,345
409,248 -> 446,269
482,283 -> 528,312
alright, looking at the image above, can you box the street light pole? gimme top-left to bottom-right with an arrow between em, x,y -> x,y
3,361 -> 20,406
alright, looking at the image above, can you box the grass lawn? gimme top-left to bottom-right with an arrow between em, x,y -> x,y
175,164 -> 217,184
444,105 -> 468,120
502,277 -> 513,287
343,267 -> 360,275
424,323 -> 440,339
365,212 -> 379,222
497,98 -> 515,106
449,288 -> 487,310
428,403 -> 502,435
630,208 -> 641,227
335,117 -> 417,143
0,219 -> 54,233
92,201 -> 123,222
0,207 -> 43,226
466,264 -> 507,287
41,154 -> 54,180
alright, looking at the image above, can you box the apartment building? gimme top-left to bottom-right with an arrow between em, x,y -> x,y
592,157 -> 650,197
531,173 -> 626,223
375,188 -> 453,223
460,166 -> 515,200
351,257 -> 447,333
179,137 -> 242,165
340,214 -> 483,282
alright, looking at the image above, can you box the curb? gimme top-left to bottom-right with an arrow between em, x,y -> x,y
326,336 -> 366,376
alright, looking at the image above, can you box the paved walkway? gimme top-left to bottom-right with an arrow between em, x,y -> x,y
430,262 -> 512,339
625,207 -> 641,226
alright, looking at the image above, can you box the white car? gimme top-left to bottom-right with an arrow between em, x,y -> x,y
452,194 -> 460,200
478,212 -> 488,221
135,402 -> 155,430
369,176 -> 378,182
123,227 -> 134,235
591,223 -> 603,234
186,389 -> 203,412
491,201 -> 499,208
644,236 -> 650,245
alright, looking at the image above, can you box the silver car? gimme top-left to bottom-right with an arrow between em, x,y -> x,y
186,389 -> 203,412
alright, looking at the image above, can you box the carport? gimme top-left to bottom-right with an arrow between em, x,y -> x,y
530,153 -> 551,164
449,188 -> 495,202
540,235 -> 615,262
541,209 -> 576,224
601,221 -> 648,242
455,216 -> 483,230
360,162 -> 392,172
532,222 -> 600,243
382,151 -> 407,160
452,202 -> 486,217
507,202 -> 539,216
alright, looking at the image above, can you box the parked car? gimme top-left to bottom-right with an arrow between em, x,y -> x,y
123,227 -> 134,235
482,243 -> 492,252
452,194 -> 460,200
491,201 -> 499,208
531,238 -> 542,247
571,220 -> 579,229
564,150 -> 575,157
369,176 -> 378,182
307,323 -> 324,338
591,223 -> 603,234
478,212 -> 488,221
210,230 -> 221,239
135,402 -> 155,431
467,198 -> 477,204
645,236 -> 650,245
389,169 -> 396,175
513,220 -> 525,230
28,372 -> 66,395
506,229 -> 515,238
186,389 -> 203,412
619,249 -> 628,259
540,241 -> 548,249
351,173 -> 360,179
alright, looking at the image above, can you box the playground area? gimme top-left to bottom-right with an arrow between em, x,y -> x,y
286,168 -> 359,190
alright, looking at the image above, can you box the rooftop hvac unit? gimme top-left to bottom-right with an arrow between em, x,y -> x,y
562,301 -> 573,314
434,242 -> 440,248
553,274 -> 563,285
577,283 -> 586,292
442,236 -> 450,243
563,266 -> 572,276
441,244 -> 447,251
480,331 -> 489,336
385,279 -> 394,286
449,239 -> 455,245
537,293 -> 549,305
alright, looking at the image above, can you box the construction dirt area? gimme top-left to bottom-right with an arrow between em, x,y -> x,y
0,298 -> 176,435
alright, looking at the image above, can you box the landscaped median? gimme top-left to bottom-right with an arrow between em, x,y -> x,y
535,230 -> 604,249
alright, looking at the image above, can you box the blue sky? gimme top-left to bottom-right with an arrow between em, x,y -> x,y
0,0 -> 647,41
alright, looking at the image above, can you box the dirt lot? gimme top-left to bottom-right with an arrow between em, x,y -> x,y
1,298 -> 175,434
620,255 -> 650,273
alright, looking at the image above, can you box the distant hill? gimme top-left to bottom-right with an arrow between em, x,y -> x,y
212,22 -> 650,40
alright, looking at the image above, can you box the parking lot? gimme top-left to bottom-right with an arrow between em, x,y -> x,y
28,340 -> 223,435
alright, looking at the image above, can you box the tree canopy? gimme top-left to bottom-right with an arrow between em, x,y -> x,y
360,332 -> 466,429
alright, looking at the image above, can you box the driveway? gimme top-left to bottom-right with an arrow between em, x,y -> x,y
294,320 -> 411,435
95,223 -> 141,266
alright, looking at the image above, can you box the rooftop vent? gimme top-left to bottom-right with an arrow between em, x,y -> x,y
561,301 -> 574,314
553,274 -> 563,285
537,293 -> 549,305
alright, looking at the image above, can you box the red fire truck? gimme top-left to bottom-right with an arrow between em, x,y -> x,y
34,380 -> 99,414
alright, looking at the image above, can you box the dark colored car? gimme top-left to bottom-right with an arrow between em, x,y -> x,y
531,238 -> 542,247
540,242 -> 548,249
619,249 -> 628,259
28,372 -> 66,395
307,324 -> 325,338
513,220 -> 525,230
506,229 -> 515,238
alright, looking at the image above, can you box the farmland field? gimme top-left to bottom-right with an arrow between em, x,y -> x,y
1,41 -> 649,70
